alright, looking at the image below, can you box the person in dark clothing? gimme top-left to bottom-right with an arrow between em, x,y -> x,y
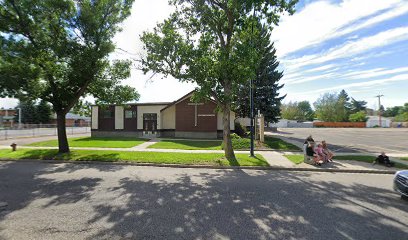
304,135 -> 315,144
374,152 -> 394,167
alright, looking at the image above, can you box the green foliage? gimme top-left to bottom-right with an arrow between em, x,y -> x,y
15,101 -> 38,124
394,112 -> 408,122
281,101 -> 314,121
0,0 -> 138,151
235,24 -> 285,123
314,92 -> 349,122
234,122 -> 247,137
140,0 -> 297,159
349,111 -> 368,122
350,98 -> 367,114
36,100 -> 52,124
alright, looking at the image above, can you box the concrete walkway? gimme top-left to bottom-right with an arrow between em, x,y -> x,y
131,138 -> 160,150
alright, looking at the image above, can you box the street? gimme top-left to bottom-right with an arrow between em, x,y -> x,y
0,162 -> 407,239
272,128 -> 408,154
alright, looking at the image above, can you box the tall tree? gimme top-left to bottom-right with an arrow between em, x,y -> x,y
314,92 -> 349,122
140,0 -> 297,160
280,102 -> 302,120
297,101 -> 314,121
0,0 -> 139,152
36,100 -> 52,124
235,24 -> 285,124
350,97 -> 367,114
15,100 -> 37,124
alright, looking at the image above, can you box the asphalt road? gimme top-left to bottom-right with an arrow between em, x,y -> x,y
0,162 -> 407,240
272,128 -> 408,154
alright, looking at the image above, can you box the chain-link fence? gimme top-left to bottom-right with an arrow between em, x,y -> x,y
0,124 -> 90,140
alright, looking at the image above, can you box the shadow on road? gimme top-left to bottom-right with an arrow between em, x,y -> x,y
0,161 -> 407,239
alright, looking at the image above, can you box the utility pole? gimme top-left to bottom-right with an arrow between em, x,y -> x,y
375,94 -> 384,127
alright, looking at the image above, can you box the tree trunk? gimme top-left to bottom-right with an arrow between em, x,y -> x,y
56,112 -> 70,153
222,103 -> 236,161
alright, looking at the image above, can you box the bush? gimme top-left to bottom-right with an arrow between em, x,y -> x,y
394,112 -> 408,122
349,111 -> 368,122
221,134 -> 250,150
234,122 -> 247,137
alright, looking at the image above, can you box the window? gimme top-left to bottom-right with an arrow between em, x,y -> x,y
102,109 -> 113,118
125,110 -> 136,119
143,113 -> 157,120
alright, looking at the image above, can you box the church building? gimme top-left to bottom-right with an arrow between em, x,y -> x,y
91,91 -> 235,139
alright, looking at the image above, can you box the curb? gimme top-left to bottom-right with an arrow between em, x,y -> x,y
0,159 -> 397,174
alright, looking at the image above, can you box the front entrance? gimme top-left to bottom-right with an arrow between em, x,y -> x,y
143,113 -> 157,135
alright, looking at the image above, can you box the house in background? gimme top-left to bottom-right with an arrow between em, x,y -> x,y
91,91 -> 235,139
51,112 -> 91,127
0,108 -> 16,127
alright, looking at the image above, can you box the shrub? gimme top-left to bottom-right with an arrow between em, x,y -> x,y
349,111 -> 368,122
221,134 -> 250,150
394,112 -> 408,122
234,122 -> 247,137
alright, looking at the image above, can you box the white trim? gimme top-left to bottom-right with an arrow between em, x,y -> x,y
115,106 -> 124,129
198,114 -> 215,117
91,106 -> 98,129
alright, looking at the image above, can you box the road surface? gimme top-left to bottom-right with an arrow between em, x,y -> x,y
271,128 -> 408,154
0,162 -> 407,239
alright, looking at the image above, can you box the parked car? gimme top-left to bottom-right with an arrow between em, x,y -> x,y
394,170 -> 408,200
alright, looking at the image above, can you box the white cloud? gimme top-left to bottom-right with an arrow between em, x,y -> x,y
345,67 -> 408,80
305,73 -> 408,94
272,0 -> 406,57
284,26 -> 408,70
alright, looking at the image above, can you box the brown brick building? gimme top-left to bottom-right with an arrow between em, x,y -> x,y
91,91 -> 235,139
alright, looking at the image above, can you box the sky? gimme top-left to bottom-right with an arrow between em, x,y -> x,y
1,0 -> 407,110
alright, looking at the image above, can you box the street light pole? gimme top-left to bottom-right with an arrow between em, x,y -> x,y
375,94 -> 384,127
249,6 -> 256,157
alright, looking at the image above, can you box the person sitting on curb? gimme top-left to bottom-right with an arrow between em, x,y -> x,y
322,140 -> 334,162
305,141 -> 324,166
303,135 -> 315,154
373,152 -> 394,167
315,143 -> 328,163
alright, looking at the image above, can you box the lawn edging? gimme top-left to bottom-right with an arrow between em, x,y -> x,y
0,158 -> 397,174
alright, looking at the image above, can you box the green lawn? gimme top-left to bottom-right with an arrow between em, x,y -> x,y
0,149 -> 268,166
400,157 -> 408,161
28,137 -> 148,148
284,154 -> 304,164
149,136 -> 300,151
264,137 -> 301,151
148,140 -> 222,150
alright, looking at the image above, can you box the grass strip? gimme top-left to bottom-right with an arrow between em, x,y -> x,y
284,154 -> 304,165
28,137 -> 148,148
264,137 -> 301,151
0,149 -> 268,167
148,140 -> 222,150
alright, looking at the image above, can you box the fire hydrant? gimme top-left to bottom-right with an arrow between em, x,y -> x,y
10,143 -> 17,151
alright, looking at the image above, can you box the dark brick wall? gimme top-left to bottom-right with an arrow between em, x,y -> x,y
124,105 -> 138,131
175,98 -> 217,132
98,106 -> 115,131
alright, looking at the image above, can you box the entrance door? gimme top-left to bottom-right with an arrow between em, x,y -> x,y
143,113 -> 157,133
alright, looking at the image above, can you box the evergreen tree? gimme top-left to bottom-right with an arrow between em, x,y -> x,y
350,97 -> 367,114
15,101 -> 37,124
36,100 -> 52,124
235,25 -> 285,123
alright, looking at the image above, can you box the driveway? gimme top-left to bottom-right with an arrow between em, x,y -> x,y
270,128 -> 408,154
0,162 -> 407,239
